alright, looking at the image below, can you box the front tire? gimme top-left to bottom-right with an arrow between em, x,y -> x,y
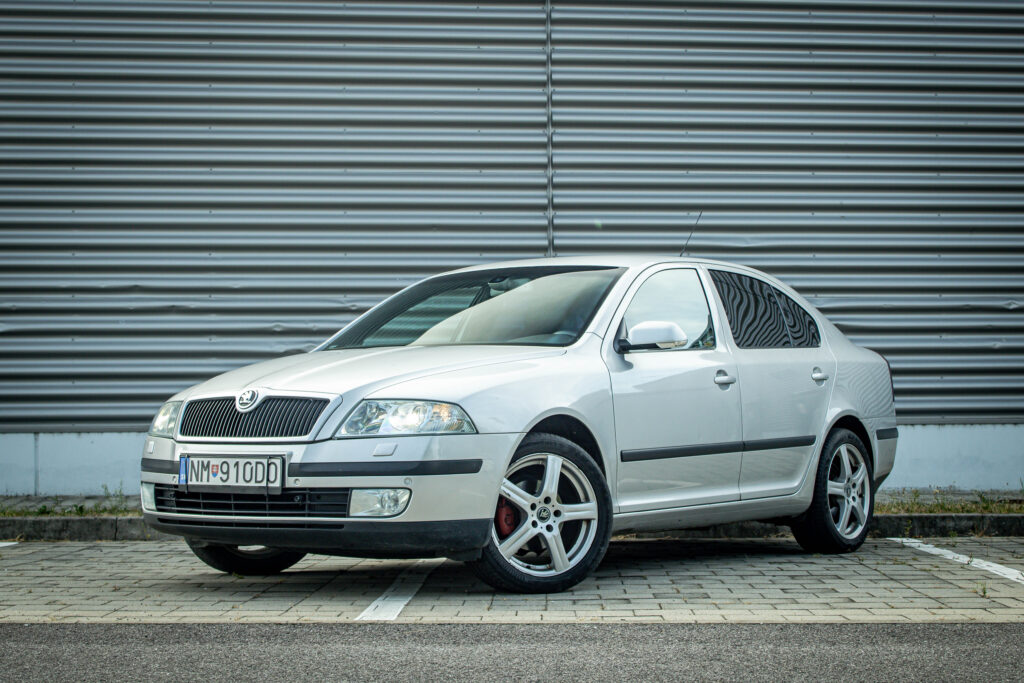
790,428 -> 874,553
469,433 -> 612,593
185,539 -> 306,575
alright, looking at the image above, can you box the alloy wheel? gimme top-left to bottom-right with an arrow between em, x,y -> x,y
826,443 -> 871,539
492,453 -> 599,577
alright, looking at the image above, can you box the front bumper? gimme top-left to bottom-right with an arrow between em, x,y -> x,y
140,431 -> 519,558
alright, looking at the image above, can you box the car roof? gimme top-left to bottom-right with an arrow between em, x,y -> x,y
451,254 -> 741,273
446,255 -> 809,306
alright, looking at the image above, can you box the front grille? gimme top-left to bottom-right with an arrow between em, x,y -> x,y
154,484 -> 350,518
178,396 -> 329,439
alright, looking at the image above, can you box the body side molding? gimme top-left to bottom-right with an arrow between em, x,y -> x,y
621,435 -> 816,463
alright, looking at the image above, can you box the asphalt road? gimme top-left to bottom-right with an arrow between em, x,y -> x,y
2,623 -> 1021,682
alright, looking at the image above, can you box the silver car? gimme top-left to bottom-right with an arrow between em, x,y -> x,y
141,256 -> 897,593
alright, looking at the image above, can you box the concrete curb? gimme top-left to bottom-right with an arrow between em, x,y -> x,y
1,514 -> 1022,543
0,516 -> 174,542
868,513 -> 1024,538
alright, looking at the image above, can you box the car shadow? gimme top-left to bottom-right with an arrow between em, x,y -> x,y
424,537 -> 809,596
160,537 -> 808,598
603,536 -> 804,563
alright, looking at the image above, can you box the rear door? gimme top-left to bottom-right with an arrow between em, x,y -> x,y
707,269 -> 836,499
605,266 -> 744,512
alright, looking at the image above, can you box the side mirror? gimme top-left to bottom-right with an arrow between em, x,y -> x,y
616,321 -> 688,353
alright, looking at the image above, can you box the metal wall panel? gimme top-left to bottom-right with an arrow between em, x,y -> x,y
0,0 -> 549,430
1,0 -> 1022,431
551,0 -> 1024,422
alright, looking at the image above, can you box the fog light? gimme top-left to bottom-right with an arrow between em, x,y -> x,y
349,488 -> 411,517
140,482 -> 156,512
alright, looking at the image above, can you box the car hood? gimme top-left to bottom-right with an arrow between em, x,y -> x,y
175,345 -> 566,400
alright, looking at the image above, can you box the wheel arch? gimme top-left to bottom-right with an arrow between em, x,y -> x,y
523,413 -> 607,477
825,413 -> 875,476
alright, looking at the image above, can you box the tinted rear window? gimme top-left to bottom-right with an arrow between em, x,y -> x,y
709,270 -> 791,349
774,287 -> 821,348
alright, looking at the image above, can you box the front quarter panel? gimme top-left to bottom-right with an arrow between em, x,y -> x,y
364,334 -> 618,496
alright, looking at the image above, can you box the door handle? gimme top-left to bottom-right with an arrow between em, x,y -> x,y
811,367 -> 830,382
714,370 -> 737,385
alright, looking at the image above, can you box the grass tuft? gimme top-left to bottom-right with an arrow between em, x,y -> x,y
0,485 -> 139,517
876,488 -> 1024,515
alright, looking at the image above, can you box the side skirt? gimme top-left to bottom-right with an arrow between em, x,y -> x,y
611,490 -> 813,535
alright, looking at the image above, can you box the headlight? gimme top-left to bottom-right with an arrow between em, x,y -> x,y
149,401 -> 182,438
337,400 -> 476,437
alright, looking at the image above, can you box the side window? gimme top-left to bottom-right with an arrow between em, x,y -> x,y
773,288 -> 820,348
622,269 -> 715,349
709,270 -> 791,349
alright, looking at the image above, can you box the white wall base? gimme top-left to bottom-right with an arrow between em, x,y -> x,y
0,432 -> 146,496
881,424 -> 1023,491
0,425 -> 1020,495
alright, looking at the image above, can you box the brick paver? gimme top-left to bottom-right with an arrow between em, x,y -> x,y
0,537 -> 1021,623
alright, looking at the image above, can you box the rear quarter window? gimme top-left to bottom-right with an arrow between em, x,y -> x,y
773,288 -> 821,348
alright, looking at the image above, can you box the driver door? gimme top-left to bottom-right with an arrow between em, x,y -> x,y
605,267 -> 744,513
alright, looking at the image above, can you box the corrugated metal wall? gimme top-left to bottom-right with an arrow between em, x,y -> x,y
0,0 -> 550,430
550,1 -> 1024,423
1,0 -> 1022,431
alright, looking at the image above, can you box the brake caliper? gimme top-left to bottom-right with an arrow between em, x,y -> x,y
495,496 -> 518,538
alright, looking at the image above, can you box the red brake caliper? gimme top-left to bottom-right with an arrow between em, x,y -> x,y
495,496 -> 518,538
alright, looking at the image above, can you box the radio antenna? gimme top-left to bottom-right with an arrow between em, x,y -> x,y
680,210 -> 703,256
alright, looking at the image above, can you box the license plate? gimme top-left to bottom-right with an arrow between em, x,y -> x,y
180,456 -> 283,493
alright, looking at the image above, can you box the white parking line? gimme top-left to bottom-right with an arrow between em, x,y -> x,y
889,537 -> 1024,585
355,558 -> 445,621
0,542 -> 18,548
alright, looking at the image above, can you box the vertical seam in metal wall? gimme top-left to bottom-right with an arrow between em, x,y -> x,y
0,1 -> 552,432
2,2 -> 1022,427
545,0 -> 555,257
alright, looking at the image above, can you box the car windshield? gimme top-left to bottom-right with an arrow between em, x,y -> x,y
321,266 -> 625,350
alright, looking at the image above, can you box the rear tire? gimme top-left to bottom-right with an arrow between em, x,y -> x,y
185,539 -> 306,575
791,428 -> 873,554
469,433 -> 612,593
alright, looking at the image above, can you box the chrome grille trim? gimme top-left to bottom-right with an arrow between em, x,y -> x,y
178,396 -> 330,439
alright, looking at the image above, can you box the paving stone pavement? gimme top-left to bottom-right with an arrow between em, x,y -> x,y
1,537 -> 1022,624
